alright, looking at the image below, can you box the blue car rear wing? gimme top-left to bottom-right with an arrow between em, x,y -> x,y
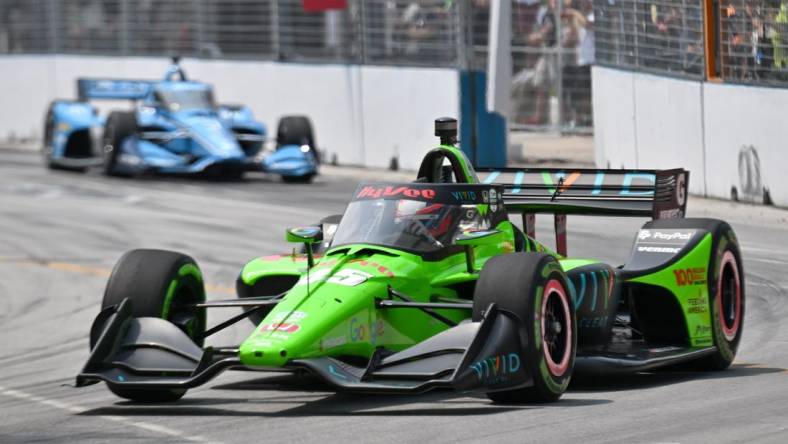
77,78 -> 155,101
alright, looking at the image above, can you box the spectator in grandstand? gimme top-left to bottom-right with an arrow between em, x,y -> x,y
0,3 -> 10,52
81,0 -> 107,51
561,0 -> 594,126
753,3 -> 775,79
510,0 -> 544,124
3,1 -> 24,52
644,1 -> 683,71
774,0 -> 788,78
512,0 -> 557,126
721,0 -> 776,80
395,1 -> 455,62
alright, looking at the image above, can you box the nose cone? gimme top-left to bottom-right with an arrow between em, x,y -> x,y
239,314 -> 308,367
176,114 -> 244,158
238,276 -> 387,368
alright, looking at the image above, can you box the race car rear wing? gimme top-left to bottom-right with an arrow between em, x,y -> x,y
477,167 -> 688,219
77,78 -> 155,101
476,167 -> 688,255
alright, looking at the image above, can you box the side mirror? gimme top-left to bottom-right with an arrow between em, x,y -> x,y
286,226 -> 323,244
455,229 -> 502,273
286,227 -> 323,267
455,229 -> 502,246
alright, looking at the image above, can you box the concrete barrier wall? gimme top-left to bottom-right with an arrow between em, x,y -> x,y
0,55 -> 459,171
592,67 -> 637,169
593,66 -> 787,207
702,83 -> 788,206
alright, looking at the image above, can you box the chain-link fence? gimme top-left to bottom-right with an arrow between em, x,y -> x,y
0,0 -> 462,64
595,0 -> 705,78
0,0 -> 594,133
718,0 -> 788,85
470,0 -> 595,132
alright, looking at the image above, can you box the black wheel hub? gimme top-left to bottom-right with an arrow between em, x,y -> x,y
544,292 -> 568,363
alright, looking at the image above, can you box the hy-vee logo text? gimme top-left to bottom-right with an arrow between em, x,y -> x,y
356,186 -> 436,200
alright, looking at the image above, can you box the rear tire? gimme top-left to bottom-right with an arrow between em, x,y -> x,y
97,249 -> 206,402
642,218 -> 745,370
699,224 -> 745,370
102,111 -> 137,176
282,174 -> 314,184
473,253 -> 576,403
276,115 -> 319,163
277,115 -> 315,147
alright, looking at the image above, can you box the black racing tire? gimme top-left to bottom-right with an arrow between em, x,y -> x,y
276,115 -> 318,161
282,173 -> 315,184
97,249 -> 206,402
643,218 -> 746,371
42,102 -> 87,173
43,103 -> 56,169
698,223 -> 745,370
472,253 -> 576,404
102,111 -> 137,176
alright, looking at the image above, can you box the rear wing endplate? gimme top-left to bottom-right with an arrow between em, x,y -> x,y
77,78 -> 154,101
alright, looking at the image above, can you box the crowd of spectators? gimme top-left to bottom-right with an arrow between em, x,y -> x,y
594,0 -> 704,77
720,0 -> 788,82
497,0 -> 595,128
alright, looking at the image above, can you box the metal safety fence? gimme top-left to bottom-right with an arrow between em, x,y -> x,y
595,0 -> 706,78
718,0 -> 788,85
0,0 -> 461,64
471,0 -> 595,131
595,0 -> 788,87
0,0 -> 593,133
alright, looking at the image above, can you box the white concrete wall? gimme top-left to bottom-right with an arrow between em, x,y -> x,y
592,67 -> 705,196
702,83 -> 788,206
0,55 -> 459,169
593,65 -> 788,207
592,66 -> 637,169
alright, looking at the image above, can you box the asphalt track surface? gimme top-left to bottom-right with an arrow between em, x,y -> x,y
1,148 -> 787,443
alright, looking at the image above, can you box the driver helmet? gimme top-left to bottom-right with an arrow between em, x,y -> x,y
396,201 -> 462,241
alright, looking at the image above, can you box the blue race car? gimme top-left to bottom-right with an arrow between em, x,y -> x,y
43,58 -> 318,182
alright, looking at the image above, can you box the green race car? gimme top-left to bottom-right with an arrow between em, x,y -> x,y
77,118 -> 745,403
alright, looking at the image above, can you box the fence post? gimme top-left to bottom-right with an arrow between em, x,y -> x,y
271,0 -> 280,59
556,0 -> 564,132
195,0 -> 205,57
47,0 -> 60,53
120,0 -> 129,55
358,0 -> 367,64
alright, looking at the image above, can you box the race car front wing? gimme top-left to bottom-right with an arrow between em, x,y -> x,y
76,298 -> 533,395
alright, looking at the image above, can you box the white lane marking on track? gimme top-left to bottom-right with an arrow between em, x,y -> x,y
58,175 -> 318,219
0,385 -> 220,443
748,282 -> 788,290
745,257 -> 788,266
742,245 -> 788,257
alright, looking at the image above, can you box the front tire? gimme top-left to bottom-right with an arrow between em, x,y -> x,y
42,103 -> 87,172
473,253 -> 576,403
97,249 -> 206,402
102,111 -> 137,176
